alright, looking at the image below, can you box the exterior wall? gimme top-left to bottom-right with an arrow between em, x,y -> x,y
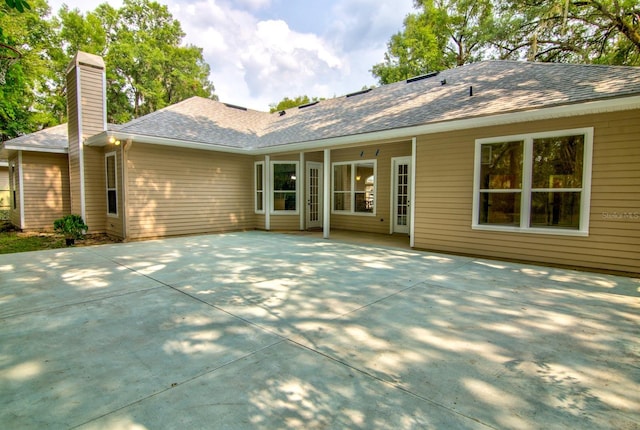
66,54 -> 107,233
20,152 -> 70,230
125,143 -> 255,239
413,109 -> 640,275
329,140 -> 412,234
66,69 -> 82,218
83,144 -> 107,233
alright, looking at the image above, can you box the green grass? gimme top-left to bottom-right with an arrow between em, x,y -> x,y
0,231 -> 66,254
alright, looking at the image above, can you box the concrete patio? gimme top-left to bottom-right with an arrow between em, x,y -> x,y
1,231 -> 638,429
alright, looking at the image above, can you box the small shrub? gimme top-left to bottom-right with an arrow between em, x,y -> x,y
53,214 -> 88,245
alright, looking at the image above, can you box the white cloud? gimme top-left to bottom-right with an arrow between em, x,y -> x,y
48,0 -> 415,111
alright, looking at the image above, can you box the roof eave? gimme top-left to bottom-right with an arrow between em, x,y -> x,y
85,130 -> 250,155
0,143 -> 68,154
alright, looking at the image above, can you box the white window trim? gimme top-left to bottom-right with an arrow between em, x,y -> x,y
472,127 -> 593,237
105,151 -> 118,217
331,159 -> 377,216
254,161 -> 265,214
270,161 -> 299,215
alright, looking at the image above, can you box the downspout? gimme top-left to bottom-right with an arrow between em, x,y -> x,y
410,137 -> 417,248
323,149 -> 330,239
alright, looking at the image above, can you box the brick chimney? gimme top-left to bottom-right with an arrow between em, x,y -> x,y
66,52 -> 107,231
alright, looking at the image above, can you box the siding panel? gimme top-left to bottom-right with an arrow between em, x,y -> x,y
126,143 -> 255,239
413,110 -> 640,274
21,152 -> 70,230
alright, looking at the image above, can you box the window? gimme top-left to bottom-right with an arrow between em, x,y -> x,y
473,128 -> 592,235
332,161 -> 376,214
255,162 -> 264,213
105,152 -> 118,216
11,164 -> 17,210
271,162 -> 298,213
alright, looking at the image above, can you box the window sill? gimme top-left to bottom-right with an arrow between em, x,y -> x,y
271,211 -> 300,216
472,224 -> 589,237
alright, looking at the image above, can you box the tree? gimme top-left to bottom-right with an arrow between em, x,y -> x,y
0,0 -> 56,141
54,0 -> 217,124
371,0 -> 495,84
371,0 -> 640,85
495,0 -> 640,65
269,95 -> 323,113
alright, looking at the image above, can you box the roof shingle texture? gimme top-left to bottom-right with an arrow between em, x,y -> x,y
118,61 -> 640,149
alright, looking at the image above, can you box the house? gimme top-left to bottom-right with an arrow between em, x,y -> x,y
1,51 -> 639,274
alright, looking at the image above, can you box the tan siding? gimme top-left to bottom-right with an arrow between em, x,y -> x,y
269,215 -> 299,230
78,67 -> 106,139
21,153 -> 70,230
330,141 -> 411,234
83,145 -> 106,233
126,143 -> 255,239
66,60 -> 106,232
66,70 -> 82,216
413,109 -> 640,275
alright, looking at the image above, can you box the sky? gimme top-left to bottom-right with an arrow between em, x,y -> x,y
46,0 -> 416,111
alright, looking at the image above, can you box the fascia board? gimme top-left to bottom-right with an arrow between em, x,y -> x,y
1,144 -> 68,154
85,131 -> 250,155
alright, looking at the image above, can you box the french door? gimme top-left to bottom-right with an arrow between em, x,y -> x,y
392,157 -> 411,234
306,162 -> 323,229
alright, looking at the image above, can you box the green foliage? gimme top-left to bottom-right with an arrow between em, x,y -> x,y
4,0 -> 30,13
53,0 -> 218,124
372,0 -> 640,84
53,214 -> 88,240
0,0 -> 217,140
371,0 -> 495,84
0,0 -> 57,141
269,95 -> 324,113
496,0 -> 640,65
0,231 -> 66,254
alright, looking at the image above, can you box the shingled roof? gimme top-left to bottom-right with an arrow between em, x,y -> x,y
1,124 -> 69,155
9,61 -> 640,155
0,123 -> 122,156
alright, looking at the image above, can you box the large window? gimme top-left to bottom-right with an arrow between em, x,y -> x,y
105,152 -> 118,216
332,161 -> 376,214
254,161 -> 264,213
271,162 -> 298,213
473,128 -> 592,235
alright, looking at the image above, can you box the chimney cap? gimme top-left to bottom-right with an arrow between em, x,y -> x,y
66,51 -> 105,74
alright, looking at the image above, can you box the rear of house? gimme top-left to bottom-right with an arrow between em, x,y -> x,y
2,52 -> 639,275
